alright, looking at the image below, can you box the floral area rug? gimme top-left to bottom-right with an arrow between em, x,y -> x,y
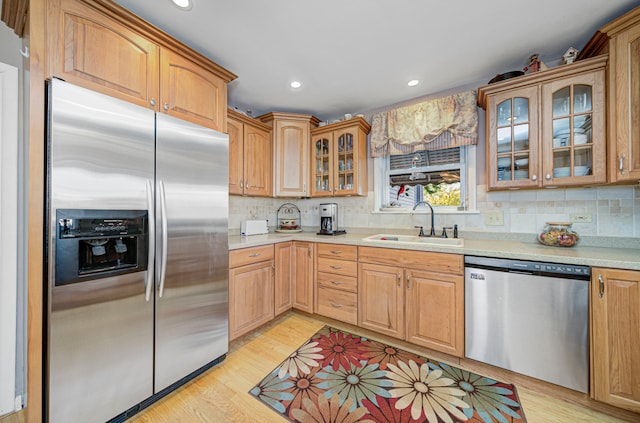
250,326 -> 526,423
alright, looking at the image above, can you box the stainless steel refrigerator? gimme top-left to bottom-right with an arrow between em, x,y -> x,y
45,79 -> 229,423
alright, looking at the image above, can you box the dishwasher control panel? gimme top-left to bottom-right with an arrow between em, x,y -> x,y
464,256 -> 590,279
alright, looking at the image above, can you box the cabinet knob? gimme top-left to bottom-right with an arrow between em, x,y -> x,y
330,280 -> 343,285
531,174 -> 537,181
330,302 -> 342,308
150,98 -> 156,106
619,154 -> 626,175
545,173 -> 552,181
330,250 -> 343,255
330,265 -> 342,270
163,103 -> 169,111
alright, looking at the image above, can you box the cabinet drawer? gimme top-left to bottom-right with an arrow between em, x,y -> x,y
229,245 -> 274,268
316,287 -> 357,325
358,246 -> 463,275
317,272 -> 357,293
317,243 -> 357,260
317,257 -> 357,277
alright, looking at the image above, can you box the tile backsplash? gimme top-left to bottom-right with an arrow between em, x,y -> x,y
230,184 -> 640,238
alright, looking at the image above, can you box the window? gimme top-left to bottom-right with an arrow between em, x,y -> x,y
374,145 -> 476,212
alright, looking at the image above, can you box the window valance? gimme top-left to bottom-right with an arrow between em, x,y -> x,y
370,90 -> 479,157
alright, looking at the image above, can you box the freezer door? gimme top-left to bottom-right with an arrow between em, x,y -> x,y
154,113 -> 229,392
47,80 -> 155,423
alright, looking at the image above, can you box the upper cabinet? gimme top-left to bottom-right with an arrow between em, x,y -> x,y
160,50 -> 228,131
47,0 -> 236,131
478,55 -> 607,190
580,6 -> 640,183
310,118 -> 371,197
228,110 -> 272,197
258,112 -> 320,197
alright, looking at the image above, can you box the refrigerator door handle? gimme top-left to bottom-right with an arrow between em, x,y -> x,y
158,180 -> 169,298
145,179 -> 155,302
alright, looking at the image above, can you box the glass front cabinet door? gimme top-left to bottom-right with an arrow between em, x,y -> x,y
309,117 -> 370,197
333,128 -> 358,195
487,86 -> 540,189
541,70 -> 606,186
311,131 -> 333,197
482,56 -> 607,190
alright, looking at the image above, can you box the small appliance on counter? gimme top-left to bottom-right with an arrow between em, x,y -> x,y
318,203 -> 346,235
275,203 -> 302,233
241,220 -> 269,236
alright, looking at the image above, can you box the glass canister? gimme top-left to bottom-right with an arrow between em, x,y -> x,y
538,222 -> 579,247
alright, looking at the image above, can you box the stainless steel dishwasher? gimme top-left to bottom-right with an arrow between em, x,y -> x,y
465,256 -> 590,393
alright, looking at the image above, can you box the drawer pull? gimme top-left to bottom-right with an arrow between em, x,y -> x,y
330,265 -> 342,269
330,250 -> 343,255
330,302 -> 342,308
248,253 -> 261,257
330,280 -> 344,285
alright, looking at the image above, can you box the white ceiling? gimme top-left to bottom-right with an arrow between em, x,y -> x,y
113,0 -> 638,121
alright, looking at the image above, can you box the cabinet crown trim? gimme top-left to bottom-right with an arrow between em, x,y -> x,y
579,6 -> 640,59
257,112 -> 321,127
80,0 -> 237,82
477,54 -> 608,109
311,116 -> 371,134
228,109 -> 272,131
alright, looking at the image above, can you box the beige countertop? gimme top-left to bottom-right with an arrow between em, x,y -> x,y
228,228 -> 640,271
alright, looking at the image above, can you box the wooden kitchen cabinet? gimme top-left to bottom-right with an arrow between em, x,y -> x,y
292,241 -> 315,313
580,7 -> 640,182
228,109 -> 272,196
315,243 -> 358,325
591,268 -> 640,413
47,0 -> 235,131
229,245 -> 274,341
358,247 -> 464,357
274,242 -> 293,316
478,55 -> 607,190
310,118 -> 370,197
258,112 -> 320,197
159,49 -> 228,131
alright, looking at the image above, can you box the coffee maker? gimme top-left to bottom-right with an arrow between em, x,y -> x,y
318,203 -> 345,235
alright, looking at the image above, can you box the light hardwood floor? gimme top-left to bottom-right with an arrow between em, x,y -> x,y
129,312 -> 639,423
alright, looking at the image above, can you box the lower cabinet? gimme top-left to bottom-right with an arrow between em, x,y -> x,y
229,245 -> 274,341
315,243 -> 358,325
591,268 -> 640,413
358,247 -> 465,357
274,242 -> 293,316
292,241 -> 315,313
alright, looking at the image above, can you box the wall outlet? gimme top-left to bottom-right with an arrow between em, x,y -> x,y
484,210 -> 504,226
570,213 -> 593,223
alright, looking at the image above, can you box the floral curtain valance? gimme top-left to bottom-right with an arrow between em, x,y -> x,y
370,90 -> 479,157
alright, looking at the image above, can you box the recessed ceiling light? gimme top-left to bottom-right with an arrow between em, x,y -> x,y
408,79 -> 420,87
290,81 -> 302,88
171,0 -> 192,10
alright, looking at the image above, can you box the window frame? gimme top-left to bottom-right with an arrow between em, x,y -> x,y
372,145 -> 477,214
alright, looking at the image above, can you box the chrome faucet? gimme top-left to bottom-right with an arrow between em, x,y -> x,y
412,200 -> 436,237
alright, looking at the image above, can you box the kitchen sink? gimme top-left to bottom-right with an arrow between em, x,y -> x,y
362,234 -> 464,247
